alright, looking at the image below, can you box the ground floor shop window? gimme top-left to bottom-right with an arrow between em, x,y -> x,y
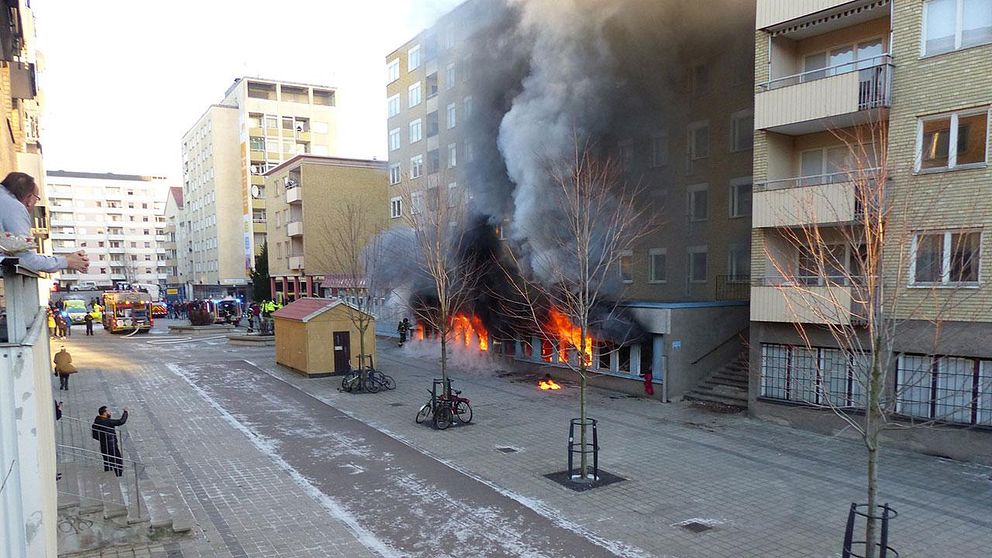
896,354 -> 992,426
760,343 -> 867,408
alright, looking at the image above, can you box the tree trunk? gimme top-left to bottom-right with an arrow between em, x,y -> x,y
578,326 -> 588,480
357,317 -> 367,371
864,349 -> 883,558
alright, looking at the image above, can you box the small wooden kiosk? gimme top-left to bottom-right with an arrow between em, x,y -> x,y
272,298 -> 376,377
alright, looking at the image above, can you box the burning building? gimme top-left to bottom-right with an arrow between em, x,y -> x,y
383,0 -> 756,401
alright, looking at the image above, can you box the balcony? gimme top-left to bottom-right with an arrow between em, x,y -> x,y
251,175 -> 265,186
253,222 -> 266,234
166,275 -> 182,284
756,0 -> 859,29
295,131 -> 311,142
752,170 -> 877,227
756,56 -> 891,134
0,259 -> 59,554
751,281 -> 858,325
289,255 -> 304,270
287,221 -> 304,237
286,186 -> 302,204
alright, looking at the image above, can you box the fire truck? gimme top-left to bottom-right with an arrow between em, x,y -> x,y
101,291 -> 154,333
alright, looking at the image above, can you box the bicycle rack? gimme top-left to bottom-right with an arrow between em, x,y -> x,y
433,378 -> 452,399
567,418 -> 599,481
842,502 -> 898,558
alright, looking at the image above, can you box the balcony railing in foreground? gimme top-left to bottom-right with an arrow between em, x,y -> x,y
716,274 -> 751,301
759,54 -> 892,96
752,276 -> 870,324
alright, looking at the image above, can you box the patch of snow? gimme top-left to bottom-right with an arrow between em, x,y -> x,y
165,363 -> 403,558
672,517 -> 725,528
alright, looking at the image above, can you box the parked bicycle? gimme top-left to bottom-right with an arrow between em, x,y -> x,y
415,378 -> 472,430
340,355 -> 395,393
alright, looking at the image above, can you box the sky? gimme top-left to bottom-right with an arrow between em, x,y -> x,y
33,0 -> 465,182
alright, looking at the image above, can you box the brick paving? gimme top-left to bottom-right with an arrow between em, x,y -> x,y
54,319 -> 992,557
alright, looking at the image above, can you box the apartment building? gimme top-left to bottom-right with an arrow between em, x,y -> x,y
180,78 -> 338,299
0,4 -> 59,555
45,171 -> 171,290
264,155 -> 387,303
750,0 -> 992,463
386,0 -> 757,399
163,187 -> 186,300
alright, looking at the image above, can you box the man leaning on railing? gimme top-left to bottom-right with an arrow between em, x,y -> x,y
0,172 -> 89,273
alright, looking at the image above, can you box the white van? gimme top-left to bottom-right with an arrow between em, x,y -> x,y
70,280 -> 98,291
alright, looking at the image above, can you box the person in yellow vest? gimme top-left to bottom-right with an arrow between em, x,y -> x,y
53,346 -> 78,391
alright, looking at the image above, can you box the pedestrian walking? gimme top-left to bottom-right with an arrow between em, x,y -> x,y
53,346 -> 77,390
61,310 -> 72,338
91,406 -> 128,477
47,309 -> 56,336
84,310 -> 95,335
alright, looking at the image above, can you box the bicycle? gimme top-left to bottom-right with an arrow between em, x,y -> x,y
367,368 -> 396,391
415,379 -> 472,429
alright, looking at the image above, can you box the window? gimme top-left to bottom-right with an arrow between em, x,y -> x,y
389,128 -> 401,151
728,245 -> 751,281
688,246 -> 708,283
390,197 -> 402,218
689,64 -> 708,95
923,0 -> 992,55
917,109 -> 989,171
688,121 -> 709,163
648,249 -> 667,283
447,144 -> 457,168
426,73 -> 438,98
912,230 -> 981,285
426,111 -> 439,137
389,163 -> 401,185
386,59 -> 400,83
464,96 -> 474,119
409,119 -> 422,143
464,141 -> 475,163
688,184 -> 708,221
447,103 -> 457,129
618,139 -> 633,171
619,250 -> 633,283
408,45 -> 421,71
761,344 -> 868,408
411,190 -> 424,214
799,145 -> 876,184
651,131 -> 669,167
408,82 -> 422,108
445,63 -> 456,90
250,136 -> 265,151
410,155 -> 424,179
447,182 -> 459,207
427,149 -> 440,174
387,94 -> 400,118
731,110 -> 754,152
896,354 -> 992,425
729,178 -> 752,218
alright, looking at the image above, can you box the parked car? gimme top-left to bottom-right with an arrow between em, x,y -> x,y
70,281 -> 98,291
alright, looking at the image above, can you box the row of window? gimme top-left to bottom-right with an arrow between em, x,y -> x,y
923,0 -> 992,57
389,98 -> 473,150
759,343 -> 992,427
618,245 -> 750,285
388,143 -> 464,185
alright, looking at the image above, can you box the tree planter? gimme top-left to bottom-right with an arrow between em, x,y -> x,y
843,503 -> 898,558
567,418 -> 598,481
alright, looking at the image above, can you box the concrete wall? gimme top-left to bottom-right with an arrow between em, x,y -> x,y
0,300 -> 58,557
666,304 -> 749,398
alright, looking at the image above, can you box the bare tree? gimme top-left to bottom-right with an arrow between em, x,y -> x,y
400,175 -> 480,393
759,121 -> 988,557
498,141 -> 650,480
321,202 -> 388,372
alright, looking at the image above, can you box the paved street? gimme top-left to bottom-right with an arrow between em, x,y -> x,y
54,319 -> 992,557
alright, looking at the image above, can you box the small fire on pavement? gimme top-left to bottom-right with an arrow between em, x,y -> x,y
538,375 -> 562,390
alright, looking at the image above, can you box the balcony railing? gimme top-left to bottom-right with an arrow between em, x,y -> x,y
755,168 -> 881,192
760,54 -> 891,94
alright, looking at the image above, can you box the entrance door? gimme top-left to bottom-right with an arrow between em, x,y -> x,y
333,331 -> 351,372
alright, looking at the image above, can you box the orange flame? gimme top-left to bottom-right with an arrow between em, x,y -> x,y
546,307 -> 593,366
415,322 -> 425,340
451,313 -> 489,351
539,378 -> 562,390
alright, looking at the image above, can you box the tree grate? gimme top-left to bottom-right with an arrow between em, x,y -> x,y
389,403 -> 405,407
680,522 -> 714,534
